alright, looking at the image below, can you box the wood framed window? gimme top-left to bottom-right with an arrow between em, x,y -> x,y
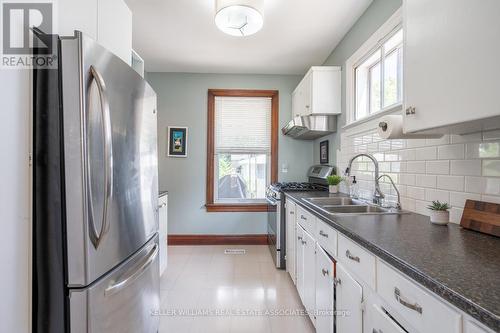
206,89 -> 278,212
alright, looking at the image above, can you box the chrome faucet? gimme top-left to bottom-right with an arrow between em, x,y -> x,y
345,153 -> 384,205
377,174 -> 402,210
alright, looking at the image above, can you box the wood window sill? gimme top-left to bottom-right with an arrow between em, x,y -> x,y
205,203 -> 269,212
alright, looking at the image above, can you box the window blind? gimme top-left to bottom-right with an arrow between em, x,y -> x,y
215,96 -> 272,153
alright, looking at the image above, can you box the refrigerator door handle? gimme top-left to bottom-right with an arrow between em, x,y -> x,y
88,65 -> 113,249
104,243 -> 159,297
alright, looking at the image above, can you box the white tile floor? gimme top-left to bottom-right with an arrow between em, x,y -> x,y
159,245 -> 315,333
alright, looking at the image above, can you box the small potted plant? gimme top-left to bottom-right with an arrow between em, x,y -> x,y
427,200 -> 450,225
326,175 -> 343,194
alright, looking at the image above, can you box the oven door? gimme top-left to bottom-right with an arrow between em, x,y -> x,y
266,196 -> 282,268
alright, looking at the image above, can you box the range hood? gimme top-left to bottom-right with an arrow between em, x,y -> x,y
282,115 -> 337,140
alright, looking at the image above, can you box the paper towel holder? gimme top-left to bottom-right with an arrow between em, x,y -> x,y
379,121 -> 388,132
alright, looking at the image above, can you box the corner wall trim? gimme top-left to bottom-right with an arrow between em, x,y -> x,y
168,234 -> 268,245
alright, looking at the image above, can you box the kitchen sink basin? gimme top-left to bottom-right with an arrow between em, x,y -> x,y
303,197 -> 363,206
320,205 -> 390,214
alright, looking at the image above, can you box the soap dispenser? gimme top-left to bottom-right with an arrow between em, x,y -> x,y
350,176 -> 359,199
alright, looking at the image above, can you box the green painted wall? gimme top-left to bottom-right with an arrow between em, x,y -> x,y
147,73 -> 313,234
313,0 -> 403,167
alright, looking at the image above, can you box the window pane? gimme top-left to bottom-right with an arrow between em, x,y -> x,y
370,63 -> 381,113
383,48 -> 402,107
355,49 -> 381,120
216,153 -> 268,201
384,28 -> 403,52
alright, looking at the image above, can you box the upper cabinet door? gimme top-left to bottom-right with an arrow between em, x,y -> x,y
291,67 -> 341,118
404,0 -> 500,134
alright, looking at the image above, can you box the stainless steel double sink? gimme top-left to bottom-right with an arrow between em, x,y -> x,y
302,196 -> 407,216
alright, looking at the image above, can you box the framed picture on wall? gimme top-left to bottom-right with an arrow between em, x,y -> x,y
320,140 -> 329,164
168,127 -> 188,157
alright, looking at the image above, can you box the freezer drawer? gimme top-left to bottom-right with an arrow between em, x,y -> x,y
69,235 -> 160,333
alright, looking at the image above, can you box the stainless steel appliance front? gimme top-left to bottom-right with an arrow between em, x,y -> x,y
61,32 -> 159,286
266,189 -> 285,268
70,235 -> 160,333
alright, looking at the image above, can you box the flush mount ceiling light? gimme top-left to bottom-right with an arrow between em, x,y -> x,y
215,0 -> 264,37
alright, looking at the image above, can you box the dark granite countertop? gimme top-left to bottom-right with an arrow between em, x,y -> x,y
285,191 -> 500,331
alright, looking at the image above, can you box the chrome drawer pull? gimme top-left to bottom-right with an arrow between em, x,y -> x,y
394,287 -> 423,314
333,277 -> 342,286
322,268 -> 329,276
300,215 -> 307,220
290,211 -> 294,215
373,329 -> 383,333
297,236 -> 303,240
319,230 -> 328,238
345,250 -> 360,262
301,240 -> 307,245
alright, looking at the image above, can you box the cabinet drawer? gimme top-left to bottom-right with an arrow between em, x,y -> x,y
377,260 -> 461,333
370,304 -> 407,333
337,234 -> 376,290
315,219 -> 337,258
296,205 -> 316,235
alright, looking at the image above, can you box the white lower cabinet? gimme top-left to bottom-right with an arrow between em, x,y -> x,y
369,303 -> 407,333
296,226 -> 305,300
285,200 -> 297,284
295,224 -> 318,326
315,246 -> 334,333
303,228 -> 317,325
336,262 -> 363,333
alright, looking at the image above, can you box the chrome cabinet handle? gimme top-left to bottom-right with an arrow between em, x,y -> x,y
297,236 -> 303,240
158,202 -> 166,209
290,211 -> 294,215
373,329 -> 383,333
394,287 -> 423,314
322,268 -> 329,276
105,243 -> 158,296
300,215 -> 307,220
301,240 -> 307,245
345,250 -> 360,263
319,230 -> 328,238
88,65 -> 113,249
334,278 -> 342,286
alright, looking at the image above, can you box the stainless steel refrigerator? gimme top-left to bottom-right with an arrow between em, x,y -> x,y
33,31 -> 160,332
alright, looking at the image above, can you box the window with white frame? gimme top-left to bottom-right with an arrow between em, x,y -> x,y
354,26 -> 403,121
213,96 -> 272,203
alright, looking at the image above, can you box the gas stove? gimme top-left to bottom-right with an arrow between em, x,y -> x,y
266,165 -> 335,269
269,182 -> 327,192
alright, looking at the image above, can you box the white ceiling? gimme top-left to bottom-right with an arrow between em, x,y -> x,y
125,0 -> 372,74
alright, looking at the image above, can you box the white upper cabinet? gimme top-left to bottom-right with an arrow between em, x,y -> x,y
57,0 -> 132,65
292,66 -> 341,117
403,0 -> 500,134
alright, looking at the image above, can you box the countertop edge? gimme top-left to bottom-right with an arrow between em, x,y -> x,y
284,193 -> 500,331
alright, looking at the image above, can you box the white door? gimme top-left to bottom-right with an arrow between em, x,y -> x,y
315,246 -> 334,333
404,0 -> 500,133
285,201 -> 297,284
296,225 -> 305,299
336,263 -> 363,333
303,229 -> 316,325
158,194 -> 168,276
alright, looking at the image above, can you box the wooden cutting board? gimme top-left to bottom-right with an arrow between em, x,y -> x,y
460,200 -> 500,237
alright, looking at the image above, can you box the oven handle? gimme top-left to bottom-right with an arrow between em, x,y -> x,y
266,197 -> 278,205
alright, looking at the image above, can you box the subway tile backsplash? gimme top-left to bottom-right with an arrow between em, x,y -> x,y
338,128 -> 500,223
